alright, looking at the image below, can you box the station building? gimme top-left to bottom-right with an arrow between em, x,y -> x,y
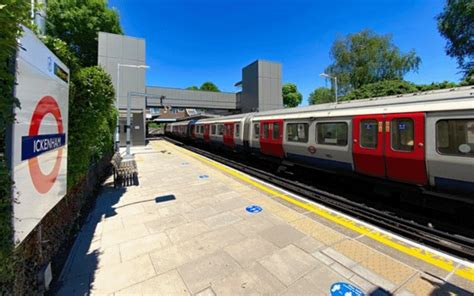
98,32 -> 283,146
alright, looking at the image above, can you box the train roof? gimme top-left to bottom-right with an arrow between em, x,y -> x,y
174,86 -> 474,125
253,86 -> 474,121
195,113 -> 254,124
171,119 -> 196,126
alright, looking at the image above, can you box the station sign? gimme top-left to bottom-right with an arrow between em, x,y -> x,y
9,27 -> 69,244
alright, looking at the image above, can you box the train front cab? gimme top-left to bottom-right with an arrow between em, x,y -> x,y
352,112 -> 427,185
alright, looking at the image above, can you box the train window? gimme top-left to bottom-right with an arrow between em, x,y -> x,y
218,124 -> 224,135
287,123 -> 308,143
254,123 -> 260,139
263,123 -> 269,139
436,119 -> 474,157
235,124 -> 240,137
317,122 -> 348,146
360,120 -> 377,148
273,123 -> 280,139
211,124 -> 216,135
391,118 -> 414,152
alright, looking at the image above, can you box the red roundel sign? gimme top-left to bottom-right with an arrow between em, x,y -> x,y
21,96 -> 66,194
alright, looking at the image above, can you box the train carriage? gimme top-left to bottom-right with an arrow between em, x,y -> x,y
250,87 -> 474,193
166,87 -> 474,196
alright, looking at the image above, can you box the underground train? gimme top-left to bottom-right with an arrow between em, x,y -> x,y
165,87 -> 474,197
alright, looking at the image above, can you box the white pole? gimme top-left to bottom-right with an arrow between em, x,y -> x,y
125,91 -> 132,158
334,76 -> 338,104
115,64 -> 121,152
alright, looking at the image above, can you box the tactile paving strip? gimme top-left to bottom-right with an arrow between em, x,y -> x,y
290,217 -> 345,245
359,252 -> 417,286
332,239 -> 379,264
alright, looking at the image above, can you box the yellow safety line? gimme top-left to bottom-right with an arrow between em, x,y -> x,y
156,141 -> 474,282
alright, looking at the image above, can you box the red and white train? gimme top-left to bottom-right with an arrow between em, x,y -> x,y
165,87 -> 474,197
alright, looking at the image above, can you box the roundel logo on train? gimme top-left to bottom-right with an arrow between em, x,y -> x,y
308,145 -> 317,154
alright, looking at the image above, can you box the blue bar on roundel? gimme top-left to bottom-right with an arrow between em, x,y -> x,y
21,133 -> 66,161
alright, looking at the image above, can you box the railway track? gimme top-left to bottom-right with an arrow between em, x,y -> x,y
163,137 -> 474,261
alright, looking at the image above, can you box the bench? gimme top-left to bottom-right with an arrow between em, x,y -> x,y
111,153 -> 138,187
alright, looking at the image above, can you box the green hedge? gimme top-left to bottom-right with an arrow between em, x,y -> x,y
0,1 -> 30,292
68,66 -> 117,187
43,36 -> 117,188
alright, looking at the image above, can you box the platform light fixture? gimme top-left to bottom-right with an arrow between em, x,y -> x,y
320,73 -> 338,104
115,64 -> 150,151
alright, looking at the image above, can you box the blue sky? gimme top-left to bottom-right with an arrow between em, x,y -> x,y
108,0 -> 459,105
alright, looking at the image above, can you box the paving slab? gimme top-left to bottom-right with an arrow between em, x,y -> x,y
224,236 -> 278,268
259,244 -> 319,286
115,269 -> 189,295
119,232 -> 171,261
55,141 -> 474,295
211,269 -> 262,295
90,254 -> 156,294
203,211 -> 242,229
258,224 -> 305,248
177,250 -> 242,294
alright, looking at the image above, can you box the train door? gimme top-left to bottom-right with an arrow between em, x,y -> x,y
352,115 -> 385,177
260,120 -> 284,158
204,124 -> 210,143
223,122 -> 235,148
270,121 -> 284,157
384,112 -> 427,185
353,113 -> 428,185
190,122 -> 196,139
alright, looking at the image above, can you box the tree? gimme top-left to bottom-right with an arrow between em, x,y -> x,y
282,83 -> 303,107
0,1 -> 31,291
460,67 -> 474,86
200,82 -> 220,92
437,0 -> 473,74
42,36 -> 81,74
325,29 -> 421,94
343,79 -> 463,100
46,0 -> 123,67
344,80 -> 418,100
308,87 -> 334,105
186,86 -> 199,90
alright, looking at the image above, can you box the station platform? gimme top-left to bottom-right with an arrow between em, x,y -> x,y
57,139 -> 473,295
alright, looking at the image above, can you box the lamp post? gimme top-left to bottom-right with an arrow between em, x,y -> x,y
320,73 -> 338,104
115,64 -> 149,152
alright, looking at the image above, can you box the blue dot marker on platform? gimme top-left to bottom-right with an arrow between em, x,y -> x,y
330,282 -> 365,296
246,205 -> 263,214
198,174 -> 209,179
